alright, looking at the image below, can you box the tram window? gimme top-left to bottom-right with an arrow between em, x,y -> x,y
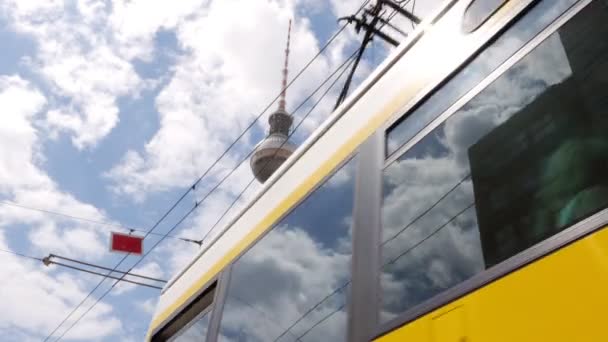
217,158 -> 356,342
153,283 -> 216,342
386,0 -> 580,157
462,0 -> 509,33
379,0 -> 608,324
169,310 -> 212,342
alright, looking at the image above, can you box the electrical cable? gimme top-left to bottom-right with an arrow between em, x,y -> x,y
272,281 -> 349,342
52,43 -> 362,342
0,200 -> 199,245
271,200 -> 475,341
381,174 -> 471,246
47,261 -> 164,290
48,254 -> 167,283
42,253 -> 129,342
383,202 -> 476,267
43,6 -> 370,340
48,8 -> 373,341
411,0 -> 417,29
297,303 -> 346,340
0,248 -> 42,261
270,177 -> 472,339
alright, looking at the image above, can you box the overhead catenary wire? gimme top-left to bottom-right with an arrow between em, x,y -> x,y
48,3 -> 373,340
0,247 -> 42,262
47,261 -> 164,290
48,254 -> 168,283
53,43 -> 363,342
0,200 -> 200,245
43,254 -> 127,342
0,248 -> 163,289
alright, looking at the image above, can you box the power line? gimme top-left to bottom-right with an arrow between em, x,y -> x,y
46,260 -> 164,290
53,44 -> 362,342
272,281 -> 349,342
50,1 -> 377,340
271,202 -> 475,340
47,5 -> 373,340
381,174 -> 471,246
297,303 -> 346,340
0,247 -> 42,261
46,254 -> 167,283
42,253 -> 130,342
383,202 -> 476,267
270,174 -> 471,339
0,200 -> 200,245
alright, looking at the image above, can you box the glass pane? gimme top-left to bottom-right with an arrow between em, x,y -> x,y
218,158 -> 356,342
380,0 -> 608,323
170,310 -> 211,342
386,0 -> 581,156
462,0 -> 508,33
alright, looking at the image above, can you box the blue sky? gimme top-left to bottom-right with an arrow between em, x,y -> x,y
0,0 -> 409,340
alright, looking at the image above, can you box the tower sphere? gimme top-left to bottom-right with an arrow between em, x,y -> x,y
250,20 -> 296,183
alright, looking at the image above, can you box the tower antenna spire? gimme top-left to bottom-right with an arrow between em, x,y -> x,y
250,19 -> 296,183
278,19 -> 291,112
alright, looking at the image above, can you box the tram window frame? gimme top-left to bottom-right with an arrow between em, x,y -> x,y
376,0 -> 608,338
152,280 -> 218,342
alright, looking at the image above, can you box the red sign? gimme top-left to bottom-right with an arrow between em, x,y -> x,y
110,232 -> 143,255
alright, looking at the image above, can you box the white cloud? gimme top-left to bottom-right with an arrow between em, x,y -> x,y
1,0 -> 142,149
0,75 -> 131,339
0,233 -> 121,341
136,298 -> 158,316
0,76 -> 48,192
106,0 -> 358,200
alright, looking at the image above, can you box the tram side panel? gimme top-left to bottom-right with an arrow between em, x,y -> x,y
377,1 -> 608,341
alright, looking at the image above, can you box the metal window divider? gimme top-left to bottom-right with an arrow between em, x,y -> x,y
206,265 -> 233,342
348,130 -> 384,342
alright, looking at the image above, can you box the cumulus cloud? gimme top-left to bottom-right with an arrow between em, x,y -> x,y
106,0 -> 339,197
0,76 -> 111,257
0,75 -> 128,340
1,0 -> 143,149
0,233 -> 121,340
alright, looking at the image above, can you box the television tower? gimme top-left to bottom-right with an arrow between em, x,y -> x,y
250,20 -> 296,183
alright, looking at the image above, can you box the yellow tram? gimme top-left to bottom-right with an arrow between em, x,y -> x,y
147,0 -> 608,340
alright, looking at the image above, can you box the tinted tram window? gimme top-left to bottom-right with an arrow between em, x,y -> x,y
386,0 -> 581,156
217,158 -> 356,342
169,310 -> 211,342
156,283 -> 217,342
380,0 -> 608,323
